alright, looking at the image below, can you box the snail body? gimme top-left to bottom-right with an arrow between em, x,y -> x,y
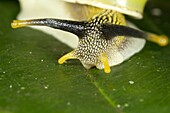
12,0 -> 168,73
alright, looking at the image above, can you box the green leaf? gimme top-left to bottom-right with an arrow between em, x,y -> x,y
0,0 -> 170,113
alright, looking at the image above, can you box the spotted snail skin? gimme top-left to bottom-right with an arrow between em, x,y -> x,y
12,0 -> 168,73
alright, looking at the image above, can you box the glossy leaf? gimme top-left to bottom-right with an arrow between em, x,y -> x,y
0,0 -> 170,113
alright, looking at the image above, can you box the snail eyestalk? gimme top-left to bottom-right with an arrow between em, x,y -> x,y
101,24 -> 169,46
146,33 -> 169,46
11,20 -> 33,28
11,18 -> 86,37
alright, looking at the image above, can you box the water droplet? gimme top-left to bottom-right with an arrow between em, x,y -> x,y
9,85 -> 13,88
44,85 -> 49,89
148,90 -> 152,93
129,81 -> 135,85
151,56 -> 155,59
112,88 -> 116,91
21,87 -> 25,90
151,8 -> 162,16
117,104 -> 121,108
67,101 -> 71,106
139,98 -> 144,102
35,77 -> 38,80
17,90 -> 20,94
124,103 -> 129,107
136,62 -> 140,65
156,69 -> 160,72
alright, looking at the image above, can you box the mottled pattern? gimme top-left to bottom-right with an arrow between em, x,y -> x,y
73,10 -> 127,69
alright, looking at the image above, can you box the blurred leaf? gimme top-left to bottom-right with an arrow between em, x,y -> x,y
0,0 -> 170,113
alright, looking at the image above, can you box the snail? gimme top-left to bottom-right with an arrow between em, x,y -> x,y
11,0 -> 169,73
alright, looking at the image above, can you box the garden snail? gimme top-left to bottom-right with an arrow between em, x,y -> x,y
11,0 -> 169,73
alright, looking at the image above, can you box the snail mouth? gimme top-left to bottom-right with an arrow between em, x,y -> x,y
57,46 -> 111,73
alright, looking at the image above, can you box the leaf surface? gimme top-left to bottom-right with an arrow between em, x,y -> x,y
0,0 -> 170,113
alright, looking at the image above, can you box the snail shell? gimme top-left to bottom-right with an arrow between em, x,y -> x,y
64,0 -> 147,19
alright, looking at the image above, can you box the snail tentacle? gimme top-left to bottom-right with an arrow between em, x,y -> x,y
11,19 -> 86,37
99,53 -> 111,73
58,50 -> 77,64
101,24 -> 169,46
